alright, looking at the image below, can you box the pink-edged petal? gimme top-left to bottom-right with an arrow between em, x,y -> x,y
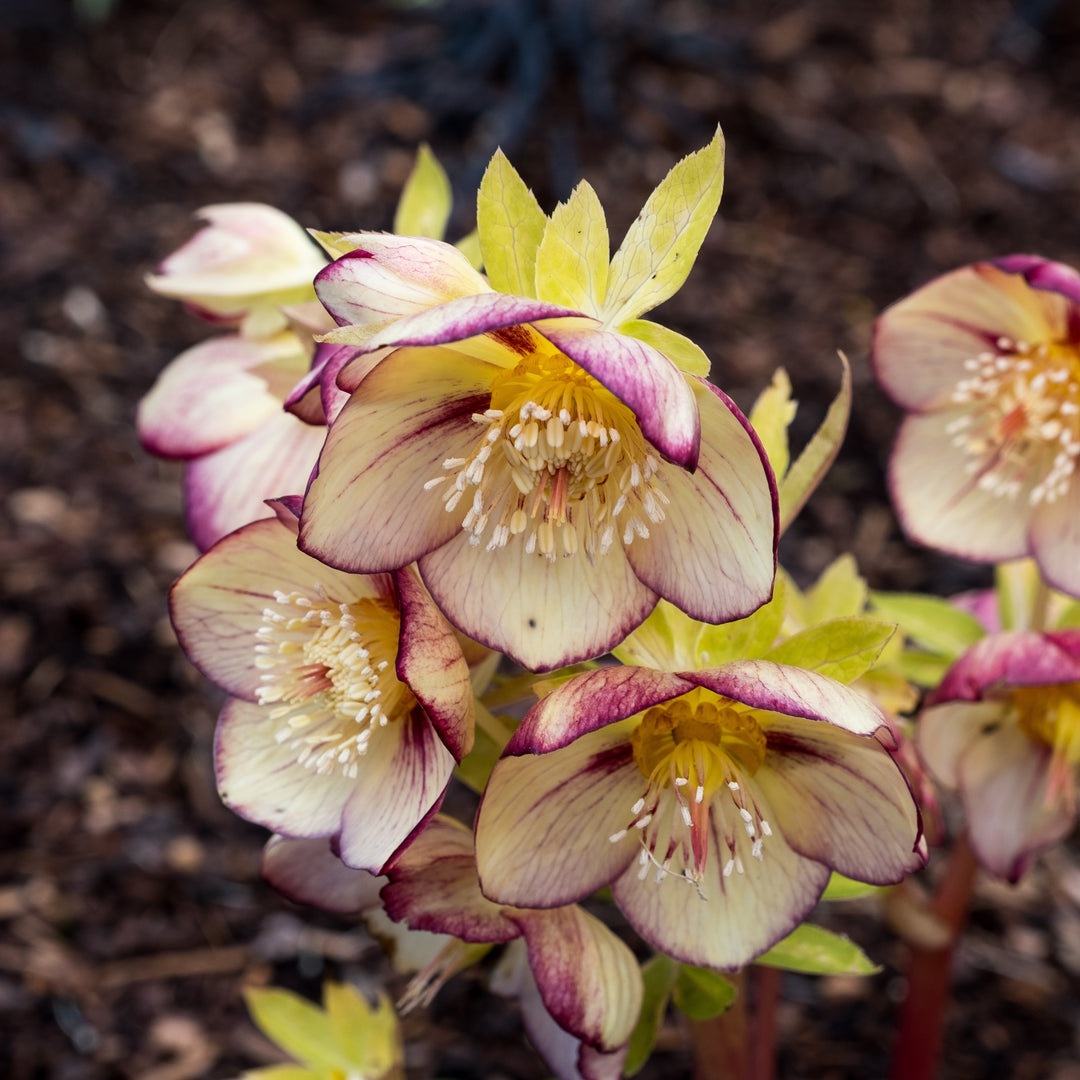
753,716 -> 924,883
993,255 -> 1080,309
261,834 -> 385,914
917,701 -> 1007,788
613,791 -> 830,970
624,379 -> 776,622
889,412 -> 1033,564
184,410 -> 328,551
475,722 -> 644,907
215,698 -> 360,837
958,722 -> 1073,881
381,817 -> 519,943
419,526 -> 659,672
170,516 -> 389,700
873,263 -> 1068,411
683,661 -> 888,736
337,710 -> 457,873
300,347 -> 493,573
535,318 -> 700,469
1030,478 -> 1080,598
314,235 -> 490,327
512,906 -> 642,1055
138,336 -> 291,458
507,666 -> 694,755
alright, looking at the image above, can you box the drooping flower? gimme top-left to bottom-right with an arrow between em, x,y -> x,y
918,629 -> 1080,881
475,662 -> 923,971
300,130 -> 777,671
874,256 -> 1080,597
169,503 -> 475,872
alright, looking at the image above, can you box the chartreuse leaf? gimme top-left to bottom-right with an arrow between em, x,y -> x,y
393,144 -> 452,240
455,703 -> 515,795
821,872 -> 882,901
778,353 -> 851,533
699,574 -> 787,666
1059,599 -> 1080,629
869,592 -> 985,660
323,984 -> 401,1077
309,230 -> 362,259
995,559 -> 1037,632
244,1066 -> 318,1080
534,180 -> 609,315
624,955 -> 679,1077
897,648 -> 952,689
477,149 -> 546,298
602,126 -> 725,327
748,367 -> 797,481
455,229 -> 483,271
243,986 -> 345,1071
672,965 -> 737,1020
756,924 -> 879,975
617,319 -> 711,376
803,554 -> 868,625
764,617 -> 895,685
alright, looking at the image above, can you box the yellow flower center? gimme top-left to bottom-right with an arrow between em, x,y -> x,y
254,589 -> 415,777
948,336 -> 1080,504
425,340 -> 668,560
610,689 -> 772,890
1014,682 -> 1080,805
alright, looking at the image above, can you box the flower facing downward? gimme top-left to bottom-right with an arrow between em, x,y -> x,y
874,256 -> 1080,596
169,503 -> 474,872
918,629 -> 1080,881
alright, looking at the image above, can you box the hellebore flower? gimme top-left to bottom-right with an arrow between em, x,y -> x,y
475,663 -> 923,971
874,256 -> 1080,597
169,503 -> 475,872
918,629 -> 1080,881
301,130 -> 777,671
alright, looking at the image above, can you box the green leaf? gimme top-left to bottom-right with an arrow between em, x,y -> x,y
671,965 -> 737,1020
477,149 -> 546,298
803,554 -> 869,624
821,872 -> 882,901
393,144 -> 452,240
897,648 -> 952,688
748,367 -> 796,481
778,353 -> 851,533
534,180 -> 609,315
243,987 -> 345,1071
1058,599 -> 1080,629
624,955 -> 679,1077
869,592 -> 985,660
617,319 -> 711,376
602,126 -> 725,327
764,616 -> 895,684
756,924 -> 879,975
455,229 -> 483,271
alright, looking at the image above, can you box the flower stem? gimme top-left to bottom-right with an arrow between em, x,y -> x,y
690,970 -> 748,1080
889,832 -> 978,1080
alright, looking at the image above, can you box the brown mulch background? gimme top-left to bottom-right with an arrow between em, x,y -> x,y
4,1 -> 1080,1077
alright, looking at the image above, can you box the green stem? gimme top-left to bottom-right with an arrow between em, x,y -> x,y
1029,575 -> 1052,632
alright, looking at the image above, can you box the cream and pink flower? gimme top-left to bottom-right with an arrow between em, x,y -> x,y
874,256 -> 1080,597
918,629 -> 1080,881
169,505 -> 475,872
474,664 -> 923,971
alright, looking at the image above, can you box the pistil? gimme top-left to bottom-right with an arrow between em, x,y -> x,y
1014,682 -> 1080,809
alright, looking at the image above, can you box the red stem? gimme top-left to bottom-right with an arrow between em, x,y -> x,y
889,833 -> 979,1080
752,965 -> 781,1080
690,970 -> 748,1080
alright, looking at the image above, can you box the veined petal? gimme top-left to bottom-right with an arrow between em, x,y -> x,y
683,661 -> 888,736
475,721 -> 643,907
183,410 -> 328,551
624,379 -> 776,621
170,516 -> 390,700
889,412 -> 1033,563
874,263 -> 1068,411
313,235 -> 490,327
917,700 -> 1008,788
931,631 -> 1080,703
393,567 -> 475,760
338,709 -> 456,873
300,348 -> 494,573
993,255 -> 1080,308
418,525 -> 658,672
1030,478 -> 1080,598
534,318 -> 700,469
958,721 -> 1073,881
512,906 -> 642,1053
382,817 -> 519,943
261,835 -> 386,914
753,716 -> 923,882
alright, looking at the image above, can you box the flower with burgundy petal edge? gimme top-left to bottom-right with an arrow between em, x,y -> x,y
918,629 -> 1080,881
169,501 -> 475,873
300,129 -> 777,672
475,663 -> 923,971
874,256 -> 1080,597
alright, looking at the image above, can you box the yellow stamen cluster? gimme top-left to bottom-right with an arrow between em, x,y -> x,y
609,689 -> 771,891
254,588 -> 415,778
424,347 -> 668,560
947,336 -> 1080,504
1014,682 -> 1080,807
